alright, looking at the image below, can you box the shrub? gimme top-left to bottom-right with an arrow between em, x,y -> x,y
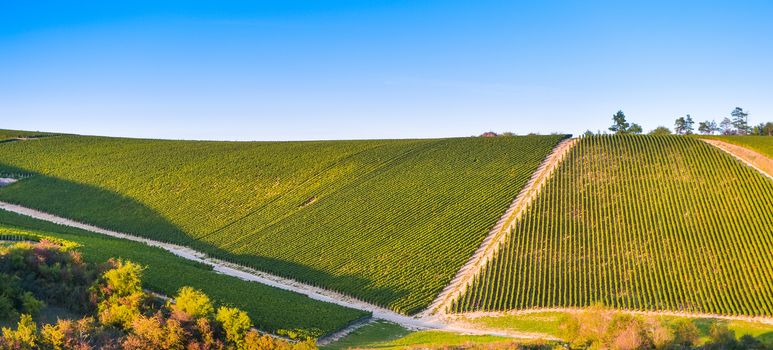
170,286 -> 214,320
216,306 -> 253,348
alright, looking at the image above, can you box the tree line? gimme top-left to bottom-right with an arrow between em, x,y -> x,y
586,108 -> 773,136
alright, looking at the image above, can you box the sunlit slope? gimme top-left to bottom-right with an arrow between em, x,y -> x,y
701,135 -> 773,158
454,135 -> 773,316
0,134 -> 566,314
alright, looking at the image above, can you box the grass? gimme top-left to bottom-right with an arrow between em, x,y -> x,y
700,135 -> 773,158
464,312 -> 566,338
320,321 -> 411,350
0,210 -> 367,339
459,311 -> 773,347
323,321 -> 520,350
0,133 -> 566,314
454,135 -> 773,316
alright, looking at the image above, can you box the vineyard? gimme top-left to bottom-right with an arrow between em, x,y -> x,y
0,129 -> 55,142
0,209 -> 367,338
453,135 -> 773,316
700,135 -> 773,158
0,133 -> 566,314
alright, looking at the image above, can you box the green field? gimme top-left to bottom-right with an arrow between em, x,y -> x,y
321,321 -> 520,350
700,135 -> 773,158
0,210 -> 367,338
0,134 -> 566,314
453,135 -> 773,316
0,129 -> 56,142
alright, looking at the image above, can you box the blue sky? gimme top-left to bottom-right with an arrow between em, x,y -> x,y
1,1 -> 771,140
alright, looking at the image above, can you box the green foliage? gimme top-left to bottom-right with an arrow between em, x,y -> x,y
0,242 -> 320,349
171,286 -> 214,320
216,306 -> 253,348
94,259 -> 146,328
0,213 -> 366,338
0,134 -> 565,313
1,314 -> 38,349
649,126 -> 672,136
454,135 -> 773,317
731,107 -> 751,135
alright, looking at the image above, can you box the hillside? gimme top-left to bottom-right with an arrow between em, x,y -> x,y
0,129 -> 55,142
0,133 -> 566,314
453,135 -> 773,316
700,135 -> 773,158
0,210 -> 367,338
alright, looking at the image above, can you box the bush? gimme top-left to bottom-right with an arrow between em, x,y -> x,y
170,286 -> 214,320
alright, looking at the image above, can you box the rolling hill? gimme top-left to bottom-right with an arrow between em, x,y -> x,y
0,133 -> 567,314
453,135 -> 773,316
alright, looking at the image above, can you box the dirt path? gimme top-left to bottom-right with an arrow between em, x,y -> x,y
701,139 -> 773,180
422,138 -> 578,317
0,178 -> 18,187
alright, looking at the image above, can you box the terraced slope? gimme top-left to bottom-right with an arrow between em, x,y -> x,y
0,134 -> 566,314
0,210 -> 367,338
453,135 -> 773,316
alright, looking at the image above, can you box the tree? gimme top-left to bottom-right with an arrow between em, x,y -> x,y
752,122 -> 773,136
609,110 -> 630,134
720,118 -> 734,135
628,123 -> 643,134
93,259 -> 146,328
698,120 -> 718,135
216,306 -> 252,348
731,107 -> 749,135
170,287 -> 213,320
583,130 -> 595,137
674,117 -> 686,135
684,114 -> 694,135
648,126 -> 672,136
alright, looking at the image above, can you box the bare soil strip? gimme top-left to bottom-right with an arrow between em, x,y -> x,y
423,138 -> 579,317
701,139 -> 773,180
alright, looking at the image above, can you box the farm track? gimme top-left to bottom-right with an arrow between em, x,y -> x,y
701,139 -> 773,180
424,138 -> 578,317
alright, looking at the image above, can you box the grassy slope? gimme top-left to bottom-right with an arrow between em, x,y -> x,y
322,321 -> 517,350
700,135 -> 773,158
455,135 -> 773,316
0,134 -> 565,313
461,312 -> 773,346
0,210 -> 367,338
0,129 -> 56,141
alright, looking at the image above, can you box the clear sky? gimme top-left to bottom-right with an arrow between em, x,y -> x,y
1,1 -> 771,141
